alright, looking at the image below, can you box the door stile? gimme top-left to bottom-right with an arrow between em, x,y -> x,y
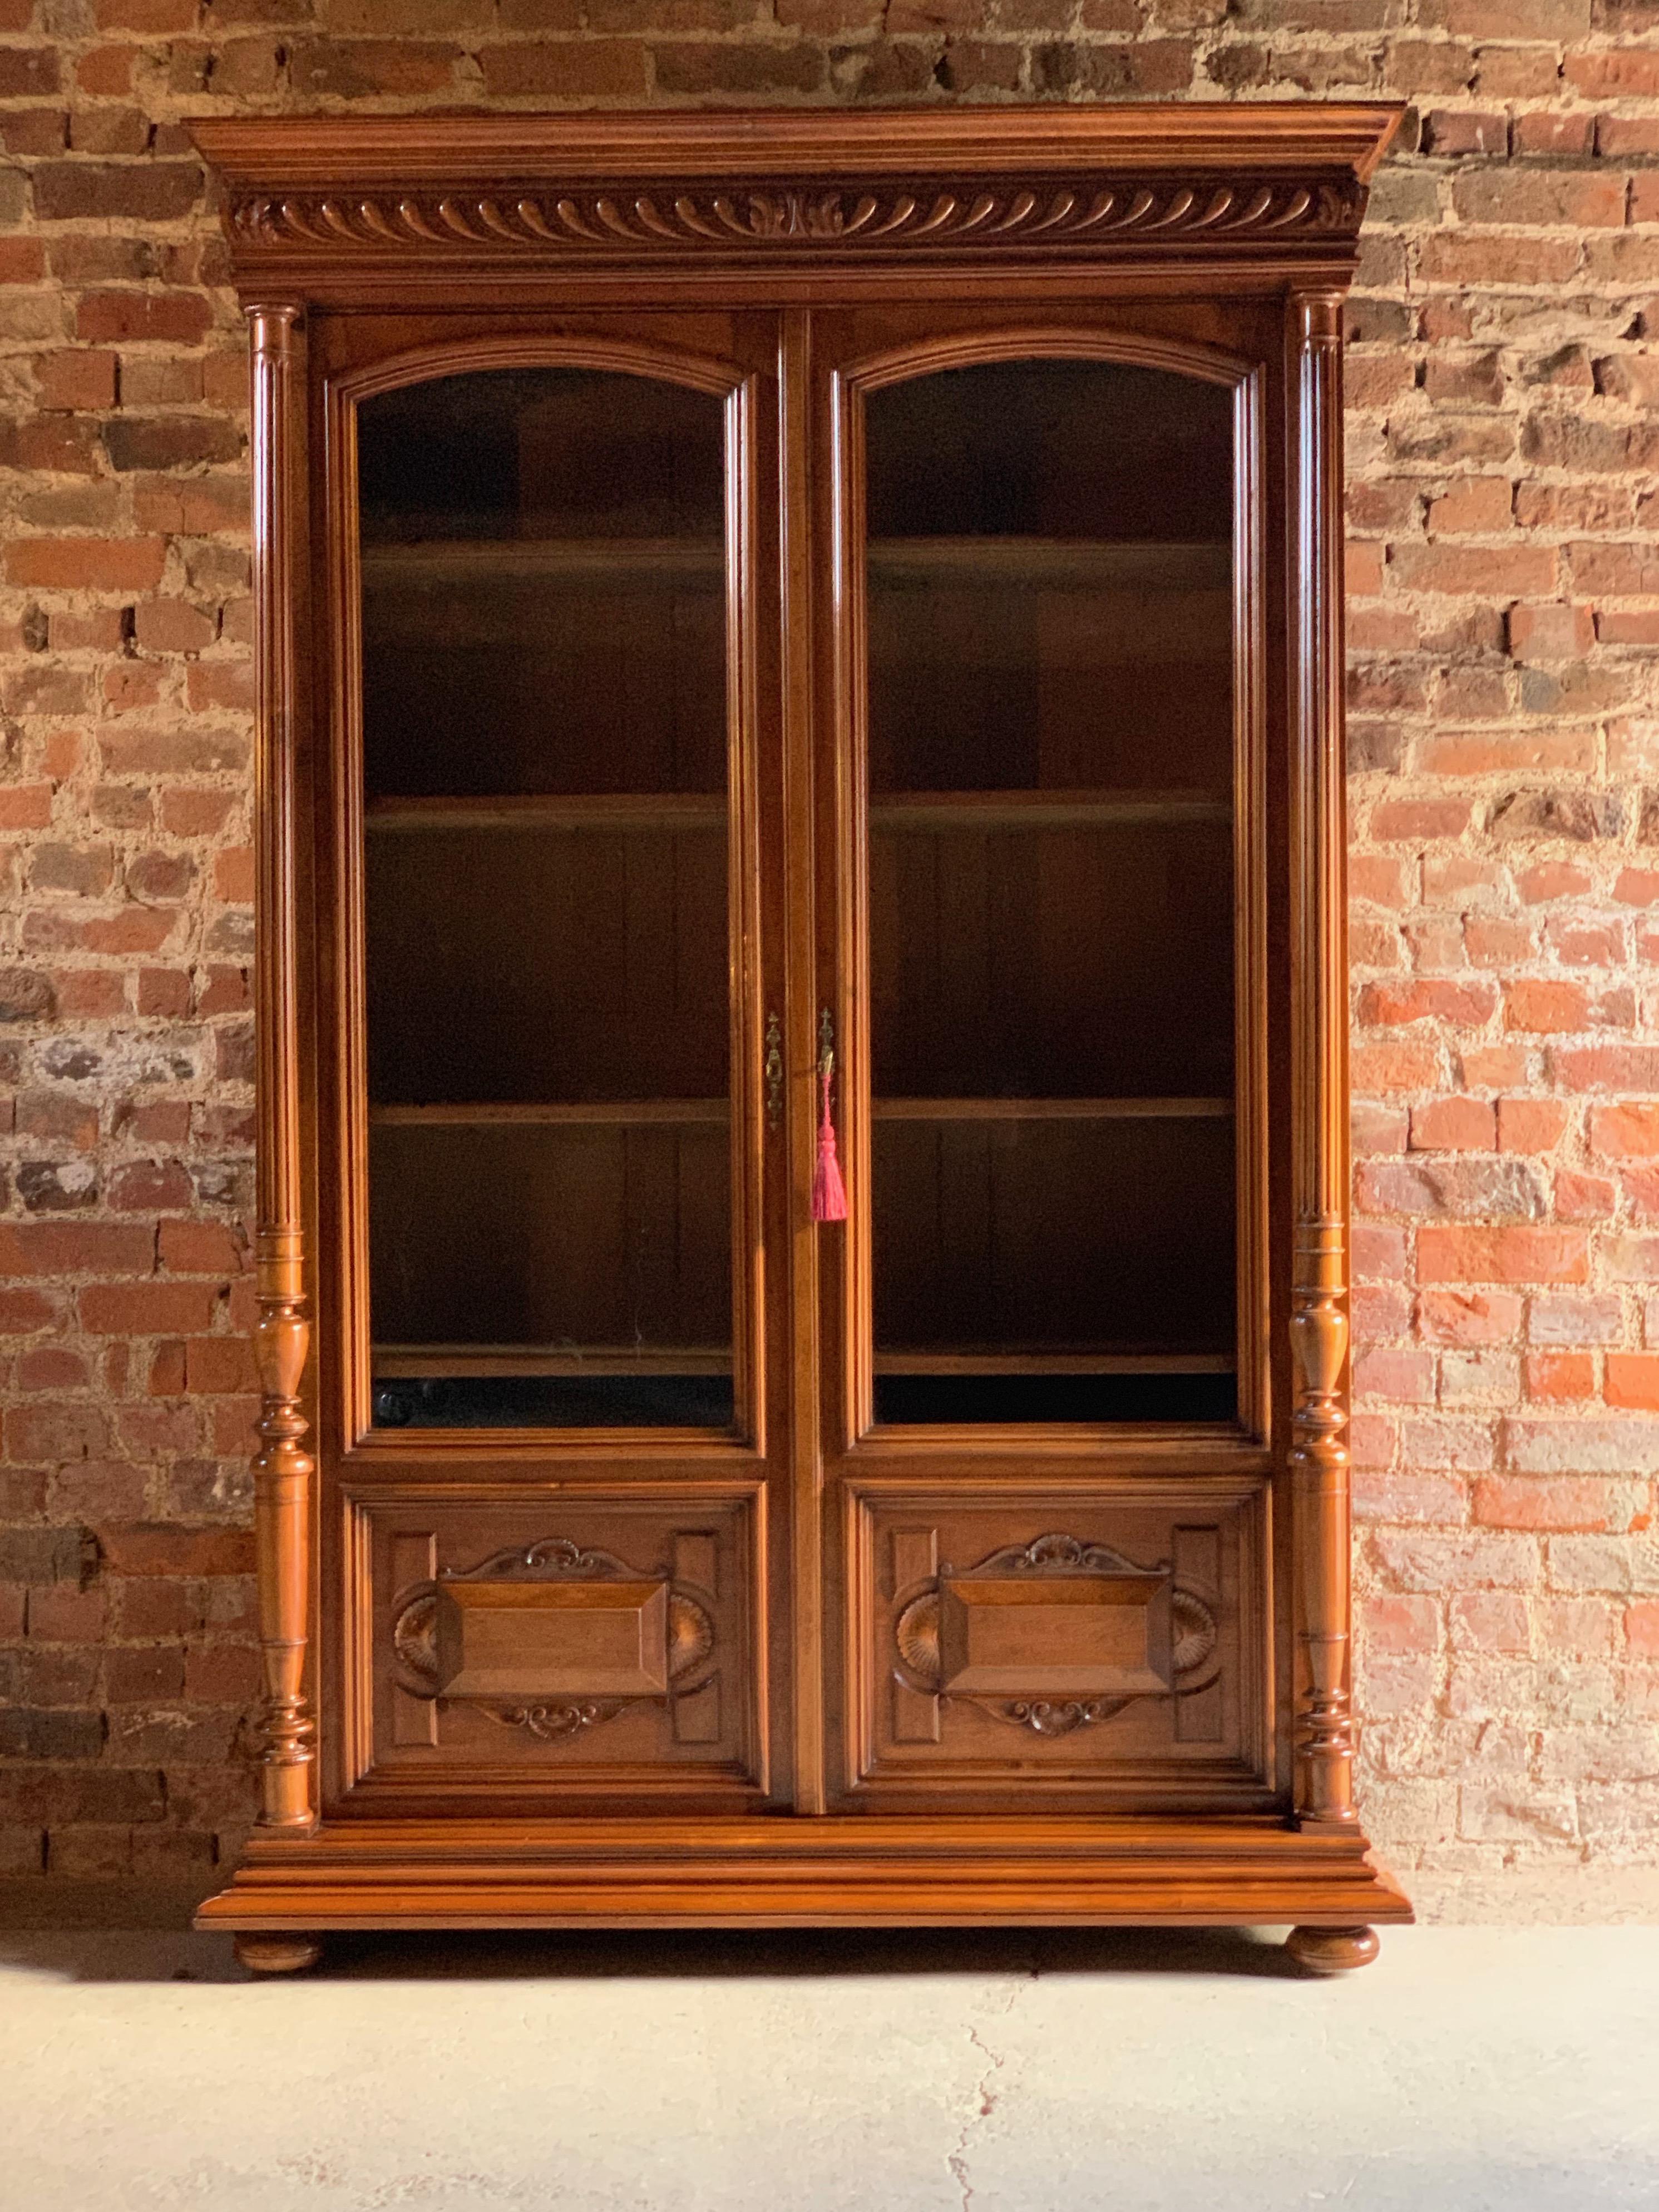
779,305 -> 828,1814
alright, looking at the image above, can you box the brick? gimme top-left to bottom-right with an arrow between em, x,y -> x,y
1426,477 -> 1513,536
1527,1351 -> 1595,1403
1452,169 -> 1626,230
1475,1475 -> 1632,1530
1606,1355 -> 1659,1412
478,40 -> 651,95
1505,979 -> 1615,1034
33,351 -> 119,412
1357,979 -> 1499,1027
1358,1157 -> 1545,1220
78,1281 -> 221,1335
1410,1098 -> 1497,1152
1591,1105 -> 1659,1162
103,417 -> 240,472
0,1222 -> 155,1277
34,163 -> 202,224
1417,1227 -> 1590,1284
1508,603 -> 1596,664
4,537 -> 166,592
0,1527 -> 95,1586
94,1524 -> 256,1577
1503,1417 -> 1659,1475
0,14 -> 1645,1902
1365,1594 -> 1441,1654
1599,1235 -> 1659,1283
1448,1590 -> 1529,1653
74,292 -> 212,345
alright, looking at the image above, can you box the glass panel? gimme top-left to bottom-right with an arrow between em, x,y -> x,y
358,369 -> 733,1428
863,361 -> 1236,1425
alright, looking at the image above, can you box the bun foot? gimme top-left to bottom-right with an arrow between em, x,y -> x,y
234,1933 -> 324,1976
1286,1924 -> 1380,1976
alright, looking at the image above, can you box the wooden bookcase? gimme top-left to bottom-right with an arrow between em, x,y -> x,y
191,105 -> 1410,1974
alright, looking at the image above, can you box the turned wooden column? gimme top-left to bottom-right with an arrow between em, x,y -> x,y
248,302 -> 315,1830
1289,289 -> 1358,1831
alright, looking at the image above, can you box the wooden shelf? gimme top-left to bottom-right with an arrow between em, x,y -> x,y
373,1098 -> 1231,1127
374,1343 -> 732,1378
361,537 -> 725,585
873,1350 -> 1235,1375
874,1097 -> 1232,1122
366,793 -> 725,833
367,791 -> 1226,835
359,535 -> 1228,592
374,1098 -> 1230,1127
371,1100 -> 730,1127
870,789 -> 1229,831
377,1345 -> 1226,1379
867,536 -> 1230,590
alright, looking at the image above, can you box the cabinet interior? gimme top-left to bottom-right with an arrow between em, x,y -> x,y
358,357 -> 1241,1430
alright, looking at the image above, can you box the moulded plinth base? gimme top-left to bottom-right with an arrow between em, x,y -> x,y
197,1815 -> 1412,1946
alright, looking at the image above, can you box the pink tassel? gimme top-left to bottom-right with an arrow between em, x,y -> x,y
811,1064 -> 847,1223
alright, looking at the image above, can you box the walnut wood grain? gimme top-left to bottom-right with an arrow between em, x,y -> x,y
249,303 -> 317,1833
192,105 -> 1408,1954
194,108 -> 1402,287
1289,290 -> 1359,1831
1285,1923 -> 1380,1974
201,1815 -> 1413,1930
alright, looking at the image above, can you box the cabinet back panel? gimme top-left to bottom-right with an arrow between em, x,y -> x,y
370,1122 -> 732,1351
862,357 -> 1238,1423
870,819 -> 1233,1102
366,827 -> 729,1105
871,1115 -> 1235,1359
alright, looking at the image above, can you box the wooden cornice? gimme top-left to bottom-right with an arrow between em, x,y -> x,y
192,105 -> 1403,282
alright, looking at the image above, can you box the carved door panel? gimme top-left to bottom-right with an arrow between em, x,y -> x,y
352,1495 -> 763,1804
314,309 -> 798,1813
803,303 -> 1282,1810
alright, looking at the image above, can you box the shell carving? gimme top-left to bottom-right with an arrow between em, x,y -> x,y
895,1591 -> 941,1687
1172,1589 -> 1218,1678
668,1594 -> 714,1683
391,1590 -> 439,1694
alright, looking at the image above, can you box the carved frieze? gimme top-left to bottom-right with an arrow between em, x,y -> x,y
223,176 -> 1362,265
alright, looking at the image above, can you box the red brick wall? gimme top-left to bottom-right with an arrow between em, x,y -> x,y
1,0 -> 1657,1907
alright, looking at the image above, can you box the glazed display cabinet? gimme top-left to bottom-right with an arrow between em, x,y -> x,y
191,105 -> 1410,1973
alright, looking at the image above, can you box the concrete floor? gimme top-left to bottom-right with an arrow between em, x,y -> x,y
0,1925 -> 1654,2210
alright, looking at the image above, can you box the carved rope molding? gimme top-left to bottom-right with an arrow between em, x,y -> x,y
225,175 -> 1363,260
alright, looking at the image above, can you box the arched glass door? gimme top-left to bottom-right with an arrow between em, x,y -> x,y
354,366 -> 741,1432
859,356 -> 1242,1428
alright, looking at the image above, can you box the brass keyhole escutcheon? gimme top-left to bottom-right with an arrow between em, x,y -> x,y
764,1012 -> 783,1129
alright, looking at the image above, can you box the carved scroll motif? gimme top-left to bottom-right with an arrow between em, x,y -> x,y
390,1535 -> 717,1743
227,177 -> 1360,262
892,1532 -> 1219,1738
